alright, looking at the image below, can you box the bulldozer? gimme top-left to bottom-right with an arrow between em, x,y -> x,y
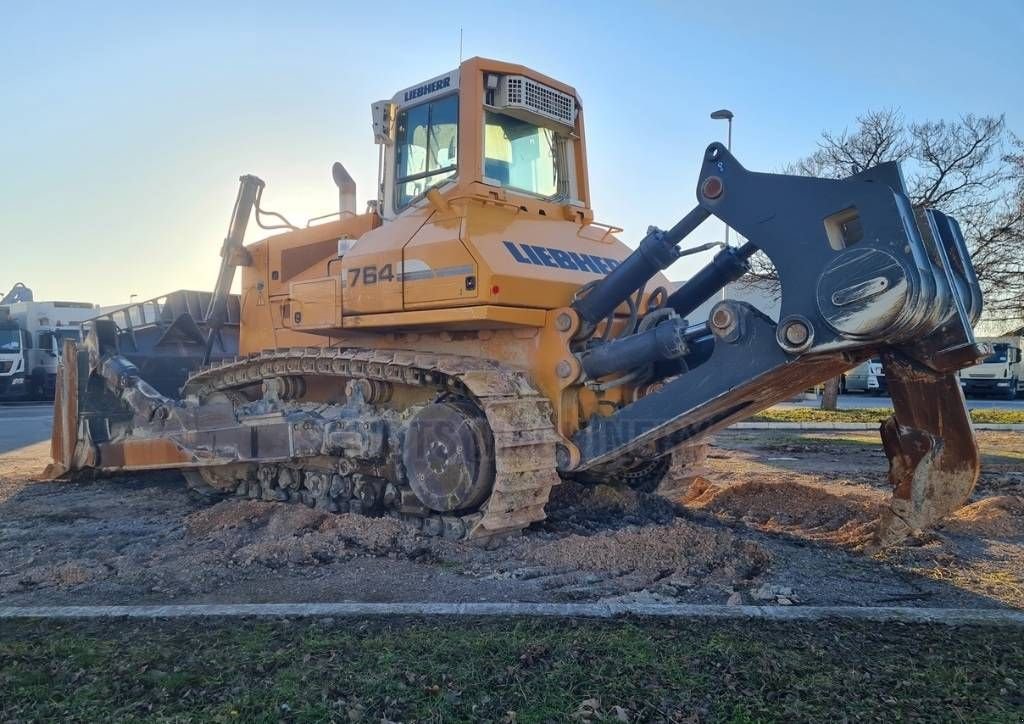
50,57 -> 987,544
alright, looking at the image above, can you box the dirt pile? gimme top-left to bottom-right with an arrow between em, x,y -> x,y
527,519 -> 769,583
184,500 -> 426,568
0,561 -> 110,594
944,495 -> 1024,540
543,481 -> 678,532
683,479 -> 883,546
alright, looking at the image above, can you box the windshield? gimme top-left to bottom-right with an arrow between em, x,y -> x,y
984,345 -> 1009,364
0,328 -> 20,352
484,111 -> 560,198
394,94 -> 458,209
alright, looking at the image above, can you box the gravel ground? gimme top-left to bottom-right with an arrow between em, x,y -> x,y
1,431 -> 1022,609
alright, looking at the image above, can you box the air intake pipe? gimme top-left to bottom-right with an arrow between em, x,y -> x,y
332,162 -> 357,216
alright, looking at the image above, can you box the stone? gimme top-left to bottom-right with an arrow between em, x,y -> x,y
752,583 -> 776,601
726,591 -> 744,606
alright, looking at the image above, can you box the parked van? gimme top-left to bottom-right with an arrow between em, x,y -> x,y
960,337 -> 1024,400
843,357 -> 886,395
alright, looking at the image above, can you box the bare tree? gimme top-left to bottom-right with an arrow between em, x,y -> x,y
745,110 -> 1023,408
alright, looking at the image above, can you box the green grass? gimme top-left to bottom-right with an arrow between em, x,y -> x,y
751,407 -> 1024,424
2,617 -> 1022,722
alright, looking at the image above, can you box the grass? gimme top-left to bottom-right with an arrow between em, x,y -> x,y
751,407 -> 1024,424
2,616 -> 1023,722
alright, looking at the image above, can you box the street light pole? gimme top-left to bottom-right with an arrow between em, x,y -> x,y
710,109 -> 734,299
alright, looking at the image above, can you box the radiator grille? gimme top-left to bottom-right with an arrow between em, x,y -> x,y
0,360 -> 12,373
499,75 -> 575,127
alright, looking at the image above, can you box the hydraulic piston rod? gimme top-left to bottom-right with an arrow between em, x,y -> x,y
666,240 -> 758,319
571,206 -> 710,333
203,174 -> 264,365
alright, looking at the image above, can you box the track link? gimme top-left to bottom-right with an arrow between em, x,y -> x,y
182,347 -> 562,539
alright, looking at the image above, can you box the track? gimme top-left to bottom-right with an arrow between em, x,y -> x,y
182,347 -> 563,539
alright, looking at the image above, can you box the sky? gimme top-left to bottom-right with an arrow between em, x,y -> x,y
2,0 -> 1022,306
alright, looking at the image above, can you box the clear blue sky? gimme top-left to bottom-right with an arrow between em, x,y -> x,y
2,0 -> 1022,305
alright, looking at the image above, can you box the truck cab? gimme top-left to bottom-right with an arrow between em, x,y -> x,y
0,300 -> 98,400
959,339 -> 1023,400
0,320 -> 30,399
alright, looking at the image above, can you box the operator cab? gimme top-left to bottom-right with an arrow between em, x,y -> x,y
371,58 -> 589,220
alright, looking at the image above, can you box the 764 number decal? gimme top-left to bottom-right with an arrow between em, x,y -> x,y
348,264 -> 394,286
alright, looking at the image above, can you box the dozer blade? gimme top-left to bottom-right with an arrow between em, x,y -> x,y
48,325 -> 197,478
875,352 -> 980,545
46,338 -> 90,478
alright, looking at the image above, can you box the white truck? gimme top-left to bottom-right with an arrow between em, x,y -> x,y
842,356 -> 887,395
959,336 -> 1024,400
0,285 -> 99,401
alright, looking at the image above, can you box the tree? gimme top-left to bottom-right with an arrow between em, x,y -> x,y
745,110 -> 1023,409
752,109 -> 1023,329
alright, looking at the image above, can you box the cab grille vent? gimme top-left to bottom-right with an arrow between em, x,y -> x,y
498,75 -> 575,127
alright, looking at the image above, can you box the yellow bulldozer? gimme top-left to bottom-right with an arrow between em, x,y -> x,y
50,58 -> 987,544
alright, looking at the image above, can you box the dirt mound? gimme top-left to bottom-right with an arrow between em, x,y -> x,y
527,520 -> 769,582
184,499 -> 423,568
684,479 -> 882,546
544,481 -> 678,532
0,561 -> 109,594
185,501 -> 279,536
944,496 -> 1024,540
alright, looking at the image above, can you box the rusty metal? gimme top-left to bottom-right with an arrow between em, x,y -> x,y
875,352 -> 981,545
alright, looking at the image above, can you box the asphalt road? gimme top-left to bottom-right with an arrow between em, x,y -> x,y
0,403 -> 53,455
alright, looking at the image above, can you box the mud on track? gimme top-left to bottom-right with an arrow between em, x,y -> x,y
1,431 -> 1022,610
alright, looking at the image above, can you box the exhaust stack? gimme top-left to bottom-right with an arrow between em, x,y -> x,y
332,162 -> 357,216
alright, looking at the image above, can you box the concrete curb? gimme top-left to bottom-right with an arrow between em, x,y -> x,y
2,602 -> 1023,626
733,422 -> 1024,431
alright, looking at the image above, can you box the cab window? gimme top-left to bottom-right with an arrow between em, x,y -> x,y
394,94 -> 458,209
38,331 -> 55,354
484,110 -> 560,198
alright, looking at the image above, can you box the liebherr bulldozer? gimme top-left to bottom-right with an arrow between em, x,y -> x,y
50,58 -> 988,544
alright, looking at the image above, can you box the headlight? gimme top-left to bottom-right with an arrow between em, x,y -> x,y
10,377 -> 23,385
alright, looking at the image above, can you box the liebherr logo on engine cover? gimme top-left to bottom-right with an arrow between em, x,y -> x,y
503,241 -> 621,275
